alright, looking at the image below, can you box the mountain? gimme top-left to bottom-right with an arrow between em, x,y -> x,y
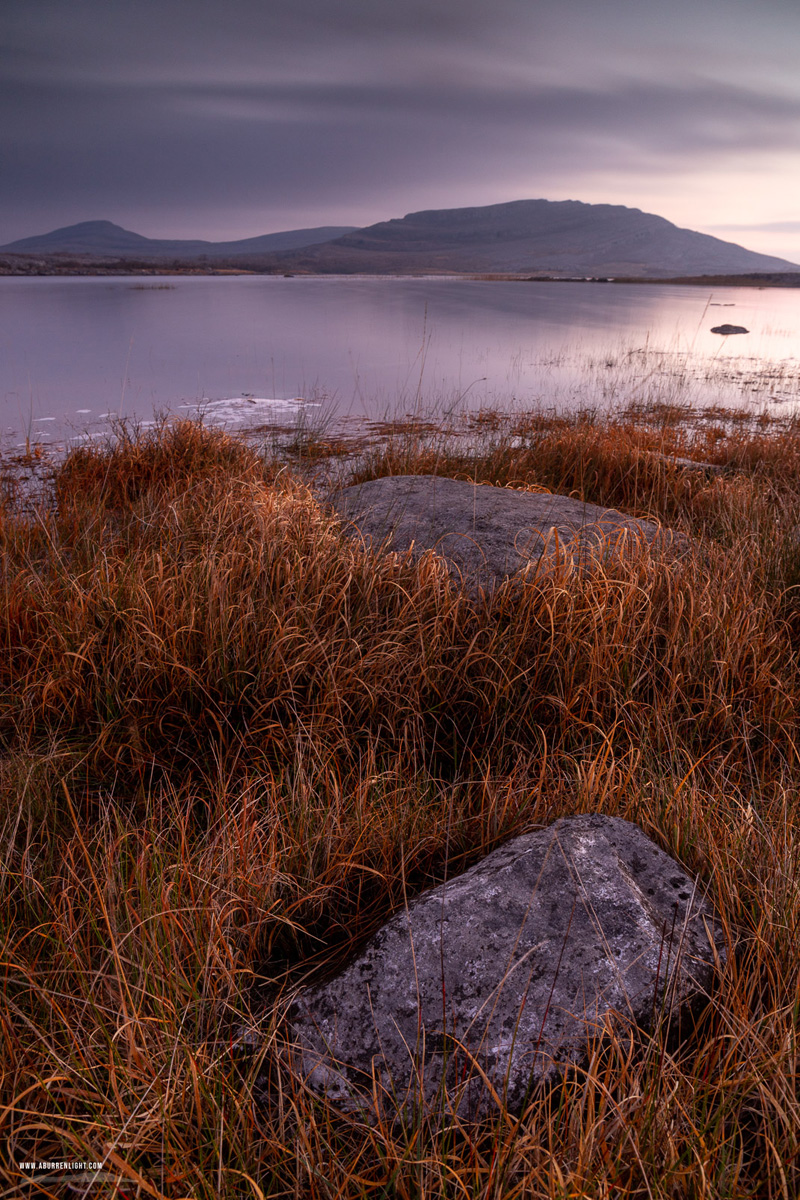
0,219 -> 358,257
3,203 -> 797,277
285,200 -> 798,276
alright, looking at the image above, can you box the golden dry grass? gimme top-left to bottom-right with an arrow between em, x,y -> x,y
1,413 -> 800,1197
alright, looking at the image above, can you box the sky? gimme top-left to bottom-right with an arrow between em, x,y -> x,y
3,0 -> 800,261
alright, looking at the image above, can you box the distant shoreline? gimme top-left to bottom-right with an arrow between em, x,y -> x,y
1,255 -> 799,288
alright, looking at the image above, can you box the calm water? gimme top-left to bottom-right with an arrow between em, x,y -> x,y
2,275 -> 800,449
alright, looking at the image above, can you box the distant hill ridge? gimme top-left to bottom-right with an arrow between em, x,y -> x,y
320,199 -> 798,276
0,219 -> 359,257
2,201 -> 797,277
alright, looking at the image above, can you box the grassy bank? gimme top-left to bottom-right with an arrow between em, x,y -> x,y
2,408 -> 800,1197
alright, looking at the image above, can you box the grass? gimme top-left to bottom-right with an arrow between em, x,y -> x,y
1,403 -> 800,1196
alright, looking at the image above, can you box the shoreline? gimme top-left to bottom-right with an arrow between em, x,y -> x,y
1,252 -> 799,287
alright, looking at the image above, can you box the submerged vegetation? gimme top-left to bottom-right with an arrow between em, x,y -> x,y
2,395 -> 800,1196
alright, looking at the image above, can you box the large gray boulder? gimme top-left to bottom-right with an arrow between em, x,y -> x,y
287,815 -> 726,1120
329,475 -> 686,593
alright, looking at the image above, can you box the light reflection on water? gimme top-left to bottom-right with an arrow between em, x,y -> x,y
1,275 -> 799,451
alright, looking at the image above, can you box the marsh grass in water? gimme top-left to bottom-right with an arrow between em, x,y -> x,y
2,400 -> 800,1196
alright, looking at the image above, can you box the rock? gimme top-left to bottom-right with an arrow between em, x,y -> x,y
644,450 -> 726,476
286,815 -> 726,1120
710,324 -> 749,335
329,475 -> 687,593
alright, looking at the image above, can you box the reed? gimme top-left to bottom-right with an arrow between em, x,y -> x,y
2,410 -> 799,1197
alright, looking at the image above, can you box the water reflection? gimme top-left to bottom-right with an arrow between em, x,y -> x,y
1,275 -> 798,451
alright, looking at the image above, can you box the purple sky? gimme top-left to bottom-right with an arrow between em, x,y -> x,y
3,0 -> 800,259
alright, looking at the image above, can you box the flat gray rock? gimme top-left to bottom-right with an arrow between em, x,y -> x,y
329,475 -> 686,593
645,450 -> 725,476
287,815 -> 726,1119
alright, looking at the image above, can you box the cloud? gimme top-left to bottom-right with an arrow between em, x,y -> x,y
4,73 -> 798,174
2,0 -> 800,244
711,221 -> 800,233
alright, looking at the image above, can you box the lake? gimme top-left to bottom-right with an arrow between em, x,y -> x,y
2,275 -> 799,451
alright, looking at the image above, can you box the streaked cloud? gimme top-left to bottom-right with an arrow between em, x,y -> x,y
2,0 -> 799,256
712,221 -> 800,233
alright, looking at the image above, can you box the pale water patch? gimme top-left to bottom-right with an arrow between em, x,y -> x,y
177,394 -> 321,425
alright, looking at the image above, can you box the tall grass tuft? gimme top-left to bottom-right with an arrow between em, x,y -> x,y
2,408 -> 799,1196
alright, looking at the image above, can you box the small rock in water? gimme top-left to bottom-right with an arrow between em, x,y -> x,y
710,324 -> 749,335
284,815 -> 727,1120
